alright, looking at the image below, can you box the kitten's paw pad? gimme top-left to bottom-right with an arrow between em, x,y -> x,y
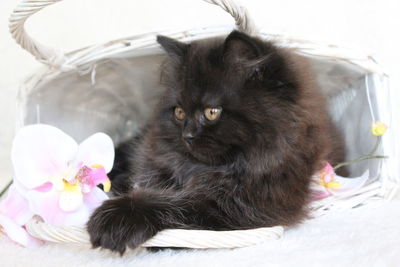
87,196 -> 156,254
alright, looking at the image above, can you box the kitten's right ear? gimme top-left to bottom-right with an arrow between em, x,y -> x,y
157,35 -> 189,62
223,30 -> 260,64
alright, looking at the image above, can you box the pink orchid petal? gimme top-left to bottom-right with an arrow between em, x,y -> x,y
25,189 -> 98,226
0,214 -> 42,247
74,166 -> 108,191
89,167 -> 109,185
0,185 -> 33,225
330,170 -> 370,195
321,163 -> 335,183
74,133 -> 114,173
311,189 -> 333,200
25,190 -> 63,225
324,163 -> 334,173
310,181 -> 333,200
33,182 -> 53,193
323,174 -> 331,183
62,205 -> 91,226
53,201 -> 96,226
61,188 -> 109,226
59,191 -> 83,212
11,124 -> 78,189
84,187 -> 109,211
79,167 -> 110,191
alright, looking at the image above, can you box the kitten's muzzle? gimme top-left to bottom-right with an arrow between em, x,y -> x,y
182,132 -> 195,145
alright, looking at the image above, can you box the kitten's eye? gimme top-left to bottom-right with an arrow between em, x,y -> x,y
174,107 -> 186,121
204,107 -> 222,121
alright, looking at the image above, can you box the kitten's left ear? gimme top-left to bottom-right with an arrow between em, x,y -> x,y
157,35 -> 189,63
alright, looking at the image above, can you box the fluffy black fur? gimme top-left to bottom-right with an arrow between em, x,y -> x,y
87,30 -> 346,254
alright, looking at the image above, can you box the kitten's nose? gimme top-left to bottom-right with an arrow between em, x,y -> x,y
182,132 -> 195,143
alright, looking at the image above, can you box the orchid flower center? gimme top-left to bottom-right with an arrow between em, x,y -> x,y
52,164 -> 111,212
57,164 -> 111,194
319,164 -> 341,189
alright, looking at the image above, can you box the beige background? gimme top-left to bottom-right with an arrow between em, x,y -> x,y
1,0 -> 399,191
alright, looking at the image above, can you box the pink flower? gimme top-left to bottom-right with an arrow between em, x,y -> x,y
311,162 -> 369,200
0,185 -> 42,247
0,124 -> 114,246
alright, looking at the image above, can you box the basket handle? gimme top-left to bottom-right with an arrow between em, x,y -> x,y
9,0 -> 257,68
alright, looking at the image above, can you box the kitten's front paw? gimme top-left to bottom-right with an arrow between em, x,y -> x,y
87,196 -> 157,255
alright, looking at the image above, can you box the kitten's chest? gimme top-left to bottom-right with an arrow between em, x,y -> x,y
140,148 -> 238,190
168,161 -> 235,189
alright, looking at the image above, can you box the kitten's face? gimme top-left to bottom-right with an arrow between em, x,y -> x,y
157,31 -> 298,165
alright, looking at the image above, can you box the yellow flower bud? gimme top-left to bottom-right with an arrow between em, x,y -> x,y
371,121 -> 388,136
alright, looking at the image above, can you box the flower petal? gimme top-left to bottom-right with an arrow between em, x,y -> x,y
11,124 -> 78,189
310,188 -> 333,200
57,188 -> 109,226
371,121 -> 388,136
59,191 -> 83,212
330,170 -> 370,194
84,187 -> 109,211
25,190 -> 63,225
33,182 -> 53,193
74,133 -> 115,173
62,206 -> 91,226
0,214 -> 42,247
84,166 -> 111,192
74,165 -> 110,192
0,184 -> 33,225
59,188 -> 109,226
25,190 -> 92,226
310,180 -> 333,200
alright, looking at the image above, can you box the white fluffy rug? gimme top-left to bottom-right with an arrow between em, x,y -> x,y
1,200 -> 400,267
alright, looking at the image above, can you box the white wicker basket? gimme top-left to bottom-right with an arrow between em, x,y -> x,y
9,0 -> 398,249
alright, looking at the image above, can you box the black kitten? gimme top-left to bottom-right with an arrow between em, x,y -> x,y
87,30 -> 345,254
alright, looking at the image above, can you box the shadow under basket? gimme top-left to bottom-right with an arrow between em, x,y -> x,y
10,0 -> 398,250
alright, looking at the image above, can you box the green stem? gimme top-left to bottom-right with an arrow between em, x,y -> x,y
333,155 -> 388,171
333,136 -> 386,171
